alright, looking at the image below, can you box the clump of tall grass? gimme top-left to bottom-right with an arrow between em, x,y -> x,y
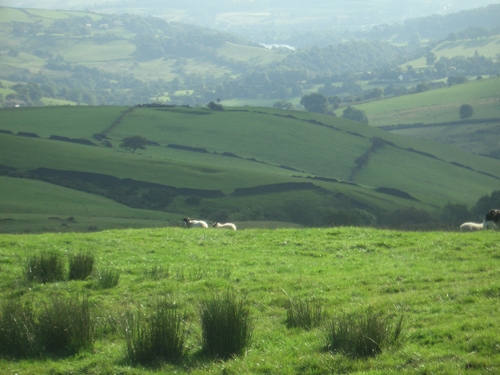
324,307 -> 404,358
68,250 -> 95,281
144,264 -> 169,280
284,295 -> 325,330
37,295 -> 94,356
0,295 -> 94,358
199,291 -> 253,359
0,299 -> 38,358
125,299 -> 187,365
93,266 -> 120,289
25,250 -> 66,284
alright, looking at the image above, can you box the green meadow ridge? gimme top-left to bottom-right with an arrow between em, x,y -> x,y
0,105 -> 499,231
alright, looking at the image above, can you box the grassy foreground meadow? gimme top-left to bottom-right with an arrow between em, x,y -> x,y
1,226 -> 499,374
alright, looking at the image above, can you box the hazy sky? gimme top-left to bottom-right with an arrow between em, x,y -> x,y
2,1 -> 497,18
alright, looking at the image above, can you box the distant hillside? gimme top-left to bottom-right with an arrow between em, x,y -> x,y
0,6 -> 421,107
404,35 -> 500,68
0,105 -> 499,232
353,77 -> 500,157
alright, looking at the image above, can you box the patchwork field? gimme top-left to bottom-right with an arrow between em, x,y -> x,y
0,105 -> 499,232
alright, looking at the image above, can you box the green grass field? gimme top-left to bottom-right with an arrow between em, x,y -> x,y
0,226 -> 499,374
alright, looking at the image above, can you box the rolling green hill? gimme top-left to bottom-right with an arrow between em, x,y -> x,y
351,76 -> 500,157
0,105 -> 499,232
355,77 -> 500,127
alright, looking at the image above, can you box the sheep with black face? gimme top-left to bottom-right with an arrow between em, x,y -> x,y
483,209 -> 500,230
183,217 -> 208,228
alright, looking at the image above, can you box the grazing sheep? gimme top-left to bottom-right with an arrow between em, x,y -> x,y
183,217 -> 208,228
212,221 -> 237,231
483,209 -> 500,230
459,222 -> 483,231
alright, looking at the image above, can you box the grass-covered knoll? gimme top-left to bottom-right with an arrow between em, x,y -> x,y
356,76 -> 500,127
0,105 -> 499,232
0,227 -> 499,374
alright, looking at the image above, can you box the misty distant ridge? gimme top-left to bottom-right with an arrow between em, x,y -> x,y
4,0 -> 498,34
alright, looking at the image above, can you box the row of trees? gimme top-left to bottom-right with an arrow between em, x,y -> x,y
298,93 -> 369,123
298,91 -> 475,122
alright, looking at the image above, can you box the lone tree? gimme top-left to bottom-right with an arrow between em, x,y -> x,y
300,93 -> 328,114
459,104 -> 474,120
120,135 -> 148,153
207,101 -> 224,111
342,106 -> 369,124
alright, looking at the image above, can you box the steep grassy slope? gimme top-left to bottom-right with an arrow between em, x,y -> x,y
0,105 -> 499,233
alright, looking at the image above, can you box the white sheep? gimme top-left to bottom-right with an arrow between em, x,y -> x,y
183,217 -> 208,228
212,221 -> 237,231
459,222 -> 483,231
